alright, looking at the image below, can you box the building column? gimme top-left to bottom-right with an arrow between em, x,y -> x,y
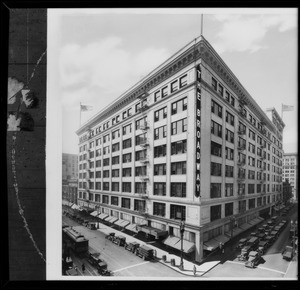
195,227 -> 203,263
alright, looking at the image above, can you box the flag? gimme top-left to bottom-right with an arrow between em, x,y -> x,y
282,104 -> 294,112
81,104 -> 93,112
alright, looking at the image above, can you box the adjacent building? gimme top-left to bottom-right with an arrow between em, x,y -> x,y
76,36 -> 284,262
283,153 -> 298,201
62,153 -> 78,180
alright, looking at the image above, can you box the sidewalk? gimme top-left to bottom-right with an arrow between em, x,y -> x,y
94,222 -> 220,277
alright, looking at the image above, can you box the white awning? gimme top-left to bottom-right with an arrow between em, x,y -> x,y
97,213 -> 108,220
214,234 -> 230,244
125,223 -> 138,233
107,217 -> 118,224
120,220 -> 130,228
114,220 -> 124,227
172,239 -> 196,253
90,211 -> 98,217
163,236 -> 181,247
203,238 -> 220,251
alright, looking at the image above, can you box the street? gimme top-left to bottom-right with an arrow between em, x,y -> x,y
63,215 -> 184,277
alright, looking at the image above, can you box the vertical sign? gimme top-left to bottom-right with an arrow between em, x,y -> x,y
195,65 -> 201,198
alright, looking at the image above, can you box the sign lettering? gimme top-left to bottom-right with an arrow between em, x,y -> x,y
195,64 -> 201,198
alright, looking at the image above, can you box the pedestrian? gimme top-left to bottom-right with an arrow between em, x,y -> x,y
222,247 -> 225,254
74,266 -> 78,275
193,265 -> 197,276
81,263 -> 85,272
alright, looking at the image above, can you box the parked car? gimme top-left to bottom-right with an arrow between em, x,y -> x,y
135,245 -> 154,260
105,232 -> 115,241
238,237 -> 259,261
258,240 -> 269,254
270,230 -> 279,240
236,238 -> 248,249
87,252 -> 108,272
112,235 -> 126,246
282,246 -> 293,261
124,241 -> 140,253
257,227 -> 265,233
265,235 -> 274,245
250,232 -> 257,237
245,251 -> 262,268
256,233 -> 266,242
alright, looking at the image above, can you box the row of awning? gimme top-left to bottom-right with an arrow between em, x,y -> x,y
203,234 -> 230,251
136,225 -> 168,239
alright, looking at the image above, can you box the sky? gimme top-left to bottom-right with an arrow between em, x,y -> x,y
48,8 -> 298,155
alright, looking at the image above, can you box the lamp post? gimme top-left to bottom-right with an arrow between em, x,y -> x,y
179,219 -> 185,271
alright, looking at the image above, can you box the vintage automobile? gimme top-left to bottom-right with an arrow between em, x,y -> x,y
112,235 -> 126,246
236,238 -> 248,249
256,233 -> 266,241
257,227 -> 265,233
270,230 -> 279,240
245,251 -> 262,268
124,241 -> 140,253
238,237 -> 259,261
105,232 -> 115,241
264,235 -> 274,245
258,240 -> 269,255
250,232 -> 257,237
282,246 -> 293,261
135,245 -> 154,260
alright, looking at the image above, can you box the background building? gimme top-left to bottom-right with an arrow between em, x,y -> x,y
76,36 -> 284,262
283,153 -> 298,201
62,153 -> 78,180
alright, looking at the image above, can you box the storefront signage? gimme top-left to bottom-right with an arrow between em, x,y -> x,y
195,64 -> 201,198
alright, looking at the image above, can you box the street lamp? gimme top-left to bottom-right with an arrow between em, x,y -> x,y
179,219 -> 185,271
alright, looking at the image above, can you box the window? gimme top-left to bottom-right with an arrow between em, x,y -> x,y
225,147 -> 234,160
225,203 -> 233,217
210,183 -> 221,198
103,170 -> 109,178
153,202 -> 166,217
154,91 -> 161,102
171,118 -> 187,135
103,134 -> 110,143
171,161 -> 186,175
122,168 -> 131,177
170,205 -> 186,220
122,182 -> 131,192
248,170 -> 255,180
154,164 -> 166,175
121,198 -> 130,209
89,182 -> 94,190
112,156 -> 120,165
256,184 -> 261,193
103,182 -> 109,191
249,198 -> 255,209
211,141 -> 222,157
135,149 -> 147,161
162,86 -> 168,98
112,142 -> 120,152
211,121 -> 222,137
135,166 -> 147,176
154,125 -> 167,140
238,183 -> 245,196
135,102 -> 141,113
225,183 -> 233,197
225,165 -> 234,177
170,183 -> 186,197
111,182 -> 119,192
248,184 -> 255,194
249,129 -> 255,141
211,162 -> 222,176
212,77 -> 217,91
211,205 -> 221,222
171,97 -> 187,115
154,107 -> 167,122
96,160 -> 101,167
96,171 -> 101,178
230,96 -> 235,107
171,140 -> 187,155
135,182 -> 147,194
248,143 -> 255,154
96,149 -> 101,157
96,138 -> 101,146
171,80 -> 178,93
103,145 -> 110,155
153,183 -> 166,196
123,138 -> 132,149
123,153 -> 132,163
102,195 -> 109,204
218,84 -> 224,96
123,123 -> 132,135
211,100 -> 223,118
112,169 -> 119,178
135,117 -> 147,130
179,74 -> 187,88
154,144 -> 166,158
135,133 -> 147,145
96,182 -> 101,190
111,196 -> 118,206
226,111 -> 234,126
103,158 -> 110,167
225,129 -> 234,143
225,91 -> 230,102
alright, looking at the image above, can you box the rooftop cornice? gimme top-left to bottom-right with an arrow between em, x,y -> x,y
77,35 -> 278,136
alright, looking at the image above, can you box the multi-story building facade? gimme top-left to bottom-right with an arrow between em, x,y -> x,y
62,153 -> 78,181
283,153 -> 298,201
76,36 -> 284,262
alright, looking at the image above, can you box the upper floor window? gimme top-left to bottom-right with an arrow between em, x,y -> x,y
171,97 -> 187,115
212,77 -> 217,91
154,144 -> 167,158
154,107 -> 167,122
171,80 -> 179,93
162,86 -> 168,98
211,121 -> 222,138
171,161 -> 186,175
211,100 -> 222,118
179,75 -> 187,88
170,183 -> 186,198
171,118 -> 187,135
123,123 -> 132,135
226,111 -> 234,126
211,141 -> 222,157
154,125 -> 167,140
171,140 -> 187,155
154,164 -> 166,175
154,91 -> 161,103
112,129 -> 120,140
123,138 -> 132,149
211,162 -> 222,176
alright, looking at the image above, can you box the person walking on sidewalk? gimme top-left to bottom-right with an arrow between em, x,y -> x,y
81,263 -> 85,273
193,265 -> 197,276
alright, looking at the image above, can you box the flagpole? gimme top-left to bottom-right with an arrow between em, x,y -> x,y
201,14 -> 204,36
